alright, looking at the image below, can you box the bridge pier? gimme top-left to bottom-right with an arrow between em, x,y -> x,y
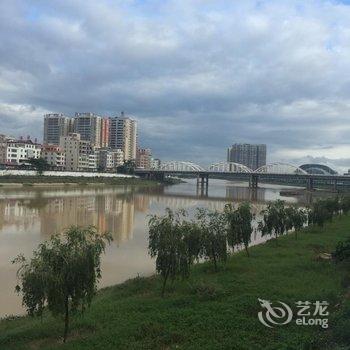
142,172 -> 165,182
196,184 -> 208,197
250,188 -> 258,201
306,177 -> 314,191
154,172 -> 165,182
197,173 -> 209,195
333,180 -> 338,193
249,174 -> 259,189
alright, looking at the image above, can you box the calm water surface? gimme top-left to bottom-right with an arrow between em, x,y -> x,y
0,179 -> 310,317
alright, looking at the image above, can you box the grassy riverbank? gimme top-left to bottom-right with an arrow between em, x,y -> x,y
1,217 -> 350,349
0,175 -> 159,187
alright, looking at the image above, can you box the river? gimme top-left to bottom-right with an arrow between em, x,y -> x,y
0,179 -> 313,318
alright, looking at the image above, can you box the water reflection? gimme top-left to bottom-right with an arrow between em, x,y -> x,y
0,179 -> 317,317
0,188 -> 137,243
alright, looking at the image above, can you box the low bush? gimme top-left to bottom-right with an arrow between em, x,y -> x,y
332,237 -> 350,263
189,281 -> 223,301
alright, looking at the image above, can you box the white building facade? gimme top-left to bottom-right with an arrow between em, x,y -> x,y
3,140 -> 41,165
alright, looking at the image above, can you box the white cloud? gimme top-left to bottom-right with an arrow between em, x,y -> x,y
1,0 -> 350,166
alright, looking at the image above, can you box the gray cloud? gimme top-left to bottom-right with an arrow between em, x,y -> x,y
1,0 -> 350,166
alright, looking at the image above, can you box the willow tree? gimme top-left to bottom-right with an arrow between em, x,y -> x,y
285,206 -> 307,239
258,200 -> 287,244
182,219 -> 202,273
13,226 -> 112,343
225,202 -> 253,256
340,196 -> 350,215
324,197 -> 341,220
196,208 -> 227,271
148,209 -> 196,295
308,200 -> 331,227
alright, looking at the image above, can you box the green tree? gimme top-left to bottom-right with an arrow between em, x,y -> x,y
285,206 -> 307,239
308,200 -> 331,227
148,209 -> 193,295
340,196 -> 350,215
182,219 -> 202,272
258,200 -> 287,244
225,202 -> 253,257
13,226 -> 112,342
324,197 -> 341,219
97,165 -> 105,173
196,208 -> 227,271
117,160 -> 136,175
332,237 -> 350,263
28,157 -> 50,175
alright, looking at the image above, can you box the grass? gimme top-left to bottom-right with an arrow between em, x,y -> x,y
1,217 -> 350,349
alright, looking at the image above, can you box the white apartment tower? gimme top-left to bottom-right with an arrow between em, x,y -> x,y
43,114 -> 73,145
109,112 -> 137,160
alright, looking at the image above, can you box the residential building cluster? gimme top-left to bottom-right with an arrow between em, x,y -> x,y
0,112 -> 160,172
227,143 -> 267,170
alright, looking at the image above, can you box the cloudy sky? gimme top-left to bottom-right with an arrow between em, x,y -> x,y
1,0 -> 350,170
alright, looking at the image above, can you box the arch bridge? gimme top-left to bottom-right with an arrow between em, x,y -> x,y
299,163 -> 338,175
135,161 -> 349,192
160,161 -> 205,172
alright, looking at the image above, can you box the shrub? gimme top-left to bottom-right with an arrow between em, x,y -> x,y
332,237 -> 350,263
190,281 -> 223,301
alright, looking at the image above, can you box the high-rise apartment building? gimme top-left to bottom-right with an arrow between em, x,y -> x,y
227,143 -> 266,170
100,118 -> 110,148
74,113 -> 102,148
43,114 -> 73,145
109,112 -> 137,160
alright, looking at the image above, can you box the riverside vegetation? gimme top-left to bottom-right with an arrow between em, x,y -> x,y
1,197 -> 350,349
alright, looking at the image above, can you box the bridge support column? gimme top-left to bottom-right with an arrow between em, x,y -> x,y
306,177 -> 314,191
333,180 -> 338,193
142,171 -> 165,182
249,174 -> 258,189
196,173 -> 209,196
250,188 -> 258,201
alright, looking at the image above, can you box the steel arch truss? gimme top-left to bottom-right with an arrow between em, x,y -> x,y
160,161 -> 205,172
254,162 -> 308,174
209,161 -> 253,173
299,163 -> 338,175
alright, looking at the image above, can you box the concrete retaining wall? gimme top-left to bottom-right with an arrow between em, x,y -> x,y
0,170 -> 135,178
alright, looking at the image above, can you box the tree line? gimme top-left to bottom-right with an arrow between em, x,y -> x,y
12,196 -> 350,341
148,196 -> 350,295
